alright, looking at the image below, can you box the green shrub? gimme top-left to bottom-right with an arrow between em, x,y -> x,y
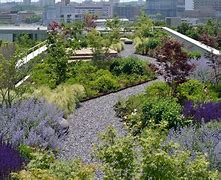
92,70 -> 120,93
30,84 -> 85,116
145,82 -> 172,99
110,57 -> 148,76
13,150 -> 95,180
141,98 -> 188,129
144,38 -> 160,50
32,63 -> 57,89
115,94 -> 145,118
177,80 -> 217,103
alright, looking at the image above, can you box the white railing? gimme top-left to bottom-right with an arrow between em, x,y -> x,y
16,40 -> 48,68
162,27 -> 221,56
15,41 -> 48,87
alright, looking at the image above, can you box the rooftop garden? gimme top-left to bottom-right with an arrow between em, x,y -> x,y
0,13 -> 221,179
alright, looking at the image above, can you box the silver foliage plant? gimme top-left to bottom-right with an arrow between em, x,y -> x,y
166,123 -> 221,170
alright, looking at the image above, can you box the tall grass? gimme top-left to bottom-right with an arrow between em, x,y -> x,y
31,84 -> 85,117
111,42 -> 124,52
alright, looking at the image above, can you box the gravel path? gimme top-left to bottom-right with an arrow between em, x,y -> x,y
60,79 -> 159,161
60,44 -> 161,162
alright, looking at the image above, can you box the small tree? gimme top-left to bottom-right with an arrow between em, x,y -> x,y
46,34 -> 68,86
0,43 -> 20,107
134,11 -> 153,54
156,38 -> 195,93
84,13 -> 97,31
105,17 -> 121,46
87,29 -> 109,61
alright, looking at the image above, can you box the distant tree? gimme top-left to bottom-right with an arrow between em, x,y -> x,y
46,22 -> 70,87
135,11 -> 153,54
177,22 -> 191,35
84,14 -> 97,31
87,29 -> 109,61
15,34 -> 35,49
105,17 -> 121,46
135,11 -> 153,39
25,15 -> 41,24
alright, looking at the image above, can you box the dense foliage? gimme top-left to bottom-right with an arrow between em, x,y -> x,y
94,125 -> 218,179
0,98 -> 65,149
177,20 -> 221,49
60,58 -> 154,98
141,98 -> 187,129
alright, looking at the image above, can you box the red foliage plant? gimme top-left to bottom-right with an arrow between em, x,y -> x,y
156,38 -> 195,92
199,33 -> 218,48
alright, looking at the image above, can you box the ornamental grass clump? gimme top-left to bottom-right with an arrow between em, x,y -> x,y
0,138 -> 26,179
31,84 -> 85,116
0,98 -> 65,150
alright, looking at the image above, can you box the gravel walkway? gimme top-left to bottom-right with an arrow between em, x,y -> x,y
60,44 -> 161,162
60,79 -> 159,161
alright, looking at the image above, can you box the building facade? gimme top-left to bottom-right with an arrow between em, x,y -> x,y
146,0 -> 177,18
23,0 -> 31,6
43,2 -> 113,25
39,0 -> 55,7
113,3 -> 142,21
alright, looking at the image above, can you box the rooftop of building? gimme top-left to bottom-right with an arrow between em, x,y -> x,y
0,25 -> 47,31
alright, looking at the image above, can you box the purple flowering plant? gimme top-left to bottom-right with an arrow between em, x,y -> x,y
166,123 -> 221,169
0,98 -> 65,150
0,137 -> 26,179
183,101 -> 221,123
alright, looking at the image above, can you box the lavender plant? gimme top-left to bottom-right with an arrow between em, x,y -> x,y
183,101 -> 221,123
166,123 -> 221,169
0,98 -> 65,150
0,138 -> 26,179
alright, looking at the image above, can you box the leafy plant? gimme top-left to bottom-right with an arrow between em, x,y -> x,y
110,57 -> 149,76
13,150 -> 95,180
141,98 -> 187,129
0,138 -> 26,179
177,80 -> 217,103
0,98 -> 65,150
145,81 -> 172,99
92,70 -> 120,93
94,124 -> 218,179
